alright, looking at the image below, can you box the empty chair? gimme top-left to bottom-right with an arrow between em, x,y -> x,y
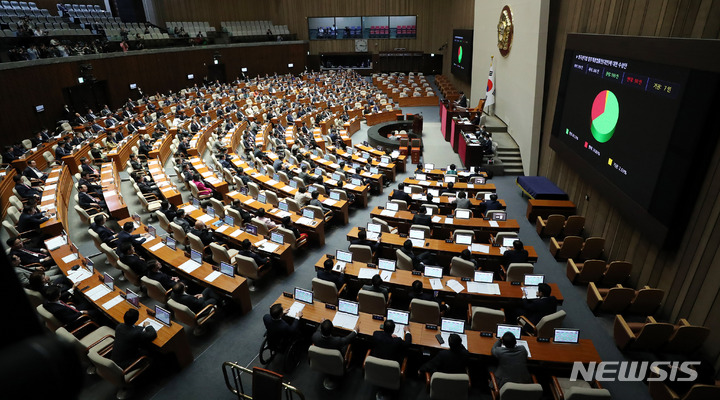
452,229 -> 475,243
449,257 -> 475,278
492,232 -> 518,246
649,381 -> 720,400
626,286 -> 664,315
357,289 -> 389,315
549,376 -> 611,400
349,244 -> 373,263
587,283 -> 635,314
364,351 -> 406,398
395,248 -> 413,271
468,306 -> 505,332
536,214 -> 565,237
410,224 -> 431,237
308,345 -> 352,390
663,319 -> 711,354
600,261 -> 632,286
409,298 -> 440,325
372,217 -> 397,234
549,236 -> 583,260
264,191 -> 280,207
141,276 -> 170,304
100,243 -> 119,268
489,374 -> 543,400
502,263 -> 534,282
209,242 -> 239,265
236,254 -> 270,289
566,259 -> 605,284
170,222 -> 189,247
55,324 -> 115,370
88,350 -> 151,399
312,277 -> 345,305
579,237 -> 605,260
614,314 -> 675,352
208,198 -> 226,218
427,372 -> 470,400
518,310 -> 566,337
390,199 -> 407,210
563,215 -> 585,236
167,298 -> 217,335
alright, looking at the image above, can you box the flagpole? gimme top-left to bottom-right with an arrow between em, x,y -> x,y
485,56 -> 496,116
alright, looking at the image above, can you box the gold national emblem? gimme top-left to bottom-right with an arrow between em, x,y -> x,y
497,5 -> 513,57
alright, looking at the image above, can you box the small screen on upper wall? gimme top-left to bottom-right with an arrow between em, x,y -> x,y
451,29 -> 473,83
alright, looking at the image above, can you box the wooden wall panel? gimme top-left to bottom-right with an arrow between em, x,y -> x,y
0,42 -> 307,146
539,0 -> 720,374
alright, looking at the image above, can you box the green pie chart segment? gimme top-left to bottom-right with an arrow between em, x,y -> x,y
590,90 -> 619,143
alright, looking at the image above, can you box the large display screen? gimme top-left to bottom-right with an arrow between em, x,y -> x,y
451,29 -> 473,83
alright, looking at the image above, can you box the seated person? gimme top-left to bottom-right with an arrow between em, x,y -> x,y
412,206 -> 433,228
317,258 -> 345,289
370,319 -> 412,364
22,160 -> 48,184
134,174 -> 162,199
159,201 -> 177,222
503,240 -> 529,265
515,283 -> 558,333
8,237 -> 55,269
116,221 -> 148,249
446,164 -> 458,175
312,319 -> 359,353
230,199 -> 253,224
400,239 -> 432,271
255,208 -> 278,230
418,333 -> 469,376
239,238 -> 269,267
350,229 -> 379,253
77,184 -> 107,210
491,331 -> 532,389
453,191 -> 472,211
308,190 -> 332,216
112,309 -> 157,369
90,215 -> 117,246
78,172 -> 102,196
11,254 -> 62,287
294,187 -> 311,208
361,274 -> 389,300
28,271 -> 73,301
173,209 -> 192,233
118,242 -> 149,276
441,182 -> 456,196
459,249 -> 479,269
390,183 -> 412,202
80,157 -> 100,177
43,286 -> 90,330
280,216 -> 307,243
17,206 -> 51,233
335,180 -> 355,204
263,303 -> 302,351
409,279 -> 448,313
14,175 -> 41,200
484,194 -> 503,212
191,173 -> 213,196
146,259 -> 179,289
170,282 -> 222,314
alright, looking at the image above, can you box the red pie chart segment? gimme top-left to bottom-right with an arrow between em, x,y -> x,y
590,90 -> 619,143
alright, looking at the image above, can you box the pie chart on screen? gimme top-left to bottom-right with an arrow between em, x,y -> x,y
590,90 -> 619,143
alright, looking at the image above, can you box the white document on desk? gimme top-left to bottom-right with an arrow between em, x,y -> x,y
86,285 -> 112,301
295,217 -> 313,226
332,312 -> 359,330
178,260 -> 201,273
204,271 -> 221,282
323,199 -> 337,206
200,171 -> 213,178
266,179 -> 278,186
67,268 -> 92,284
358,268 -> 377,279
46,176 -> 59,183
227,190 -> 239,197
380,209 -> 396,217
431,216 -> 442,223
471,244 -> 490,254
445,279 -> 465,293
230,229 -> 242,237
197,214 -> 213,223
522,286 -> 539,299
282,185 -> 294,192
46,236 -> 67,250
286,302 -> 305,318
418,180 -> 431,186
468,282 -> 501,295
206,177 -> 222,185
445,218 -> 454,224
141,318 -> 164,332
380,270 -> 393,282
488,221 -> 499,227
45,184 -> 57,191
466,184 -> 475,189
260,242 -> 280,253
149,168 -> 161,173
243,198 -> 255,205
149,242 -> 165,252
516,340 -> 532,358
183,205 -> 197,213
102,295 -> 124,310
42,195 -> 55,202
429,279 -> 443,290
410,239 -> 425,248
62,253 -> 79,263
216,225 -> 230,233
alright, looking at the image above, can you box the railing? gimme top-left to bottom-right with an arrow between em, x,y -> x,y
222,362 -> 305,400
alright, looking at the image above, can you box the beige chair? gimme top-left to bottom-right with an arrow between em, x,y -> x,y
74,204 -> 109,225
649,381 -> 720,400
364,351 -> 406,396
167,298 -> 217,336
88,349 -> 151,399
285,198 -> 302,214
410,224 -> 431,237
100,243 -> 120,268
276,226 -> 307,249
87,228 -> 105,252
396,249 -> 414,271
250,217 -> 273,237
502,263 -> 534,282
349,244 -> 373,263
409,298 -> 440,325
55,324 -> 115,371
37,304 -> 65,331
563,215 -> 585,236
6,205 -> 20,224
141,276 -> 170,304
311,183 -> 326,195
226,208 -> 243,227
536,214 -> 565,237
550,376 -> 611,400
626,286 -> 664,315
663,319 -> 711,354
587,283 -> 635,314
390,199 -> 408,210
136,191 -> 162,215
614,315 -> 675,352
519,310 -> 566,338
169,222 -> 189,247
358,289 -> 389,316
312,278 -> 346,305
117,260 -> 142,288
372,217 -> 397,234
490,374 -> 542,400
427,372 -> 470,400
600,261 -> 632,286
579,237 -> 605,260
25,288 -> 44,309
308,345 -> 352,390
549,236 -> 583,260
236,254 -> 270,289
210,242 -> 240,265
208,198 -> 226,218
566,259 -> 605,284
292,176 -> 306,189
468,306 -> 505,332
452,229 -> 475,243
264,191 -> 280,207
493,232 -> 519,246
155,211 -> 171,233
306,204 -> 332,222
187,232 -> 209,258
189,181 -> 212,201
449,257 -> 475,278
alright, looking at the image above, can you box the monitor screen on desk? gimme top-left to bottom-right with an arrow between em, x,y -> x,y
85,258 -> 94,274
381,156 -> 391,164
245,224 -> 258,235
387,308 -> 409,325
367,223 -> 381,233
492,212 -> 507,221
336,250 -> 353,263
103,272 -> 114,290
147,225 -> 156,238
441,317 -> 465,334
289,180 -> 298,188
190,249 -> 203,264
444,176 -> 456,183
330,191 -> 340,200
424,265 -> 443,278
386,202 -> 399,211
475,177 -> 486,184
474,271 -> 494,283
409,229 -> 425,240
378,258 -> 396,271
338,299 -> 359,315
332,173 -> 342,181
270,231 -> 284,245
497,324 -> 522,339
424,163 -> 434,171
455,233 -> 473,245
428,188 -> 439,197
279,202 -> 289,212
302,209 -> 314,219
294,287 -> 313,304
257,193 -> 266,204
155,305 -> 172,326
207,206 -> 215,217
370,167 -> 379,175
554,328 -> 580,344
220,262 -> 234,277
362,152 -> 370,159
165,236 -> 176,250
224,215 -> 234,226
273,173 -> 280,182
403,186 -> 412,194
351,178 -> 362,186
314,167 -> 323,176
524,274 -> 544,286
125,289 -> 139,307
455,210 -> 471,219
415,173 -> 427,181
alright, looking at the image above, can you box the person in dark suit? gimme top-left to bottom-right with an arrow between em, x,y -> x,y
312,319 -> 358,352
370,319 -> 412,363
22,160 -> 48,183
230,200 -> 253,224
178,138 -> 190,155
7,237 -> 55,268
146,259 -> 179,289
173,209 -> 192,233
412,206 -> 433,228
441,182 -> 456,196
239,239 -> 269,267
118,242 -> 149,276
516,283 -> 558,329
28,271 -> 73,301
138,139 -> 151,157
159,201 -> 177,223
116,221 -> 148,249
455,92 -> 468,108
90,215 -> 117,246
484,194 -> 502,212
317,258 -> 345,289
503,240 -> 529,265
263,303 -> 302,350
418,333 -> 469,375
491,332 -> 532,389
170,282 -> 221,314
361,274 -> 389,300
77,184 -> 107,210
400,239 -> 432,271
112,309 -> 157,369
189,221 -> 216,246
113,129 -> 124,142
78,172 -> 102,196
43,286 -> 88,330
17,206 -> 50,233
13,175 -> 41,200
350,229 -> 379,253
390,183 -> 412,202
54,141 -> 69,159
2,145 -> 17,163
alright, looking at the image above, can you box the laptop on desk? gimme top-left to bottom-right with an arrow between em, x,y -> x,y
387,308 -> 410,337
440,317 -> 467,347
334,250 -> 353,271
332,299 -> 360,330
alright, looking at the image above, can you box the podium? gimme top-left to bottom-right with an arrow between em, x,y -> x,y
412,114 -> 423,135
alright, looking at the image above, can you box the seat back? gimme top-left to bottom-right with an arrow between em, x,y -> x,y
330,189 -> 347,201
100,243 -> 119,268
210,242 -> 232,264
170,222 -> 188,245
87,228 -> 104,251
311,183 -> 326,195
390,199 -> 407,210
430,372 -> 470,400
36,304 -> 63,331
541,215 -> 565,237
535,310 -> 566,337
372,217 -> 392,233
576,260 -> 605,283
6,205 -> 20,224
558,236 -> 583,259
564,215 -> 585,236
410,224 -> 431,236
312,278 -> 339,305
494,232 -> 518,246
286,198 -> 301,213
600,287 -> 636,313
506,263 -> 534,282
499,382 -> 543,400
24,288 -> 44,309
580,237 -> 605,260
306,205 -> 327,221
627,288 -> 664,315
664,323 -> 711,354
409,184 -> 423,194
155,211 -> 170,232
264,191 -> 280,207
88,351 -> 125,387
470,306 -> 505,332
364,356 -> 401,390
167,298 -> 198,328
601,261 -> 631,285
236,254 -> 261,280
349,244 -> 373,263
564,387 -> 612,399
74,205 -> 91,224
308,345 -> 344,376
250,218 -> 270,237
358,289 -> 387,315
141,276 -> 169,304
187,232 -> 206,255
117,260 -> 142,287
247,182 -> 260,198
276,227 -> 298,249
409,298 -> 440,324
631,322 -> 675,351
449,257 -> 475,278
209,198 -> 226,218
396,249 -> 413,271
